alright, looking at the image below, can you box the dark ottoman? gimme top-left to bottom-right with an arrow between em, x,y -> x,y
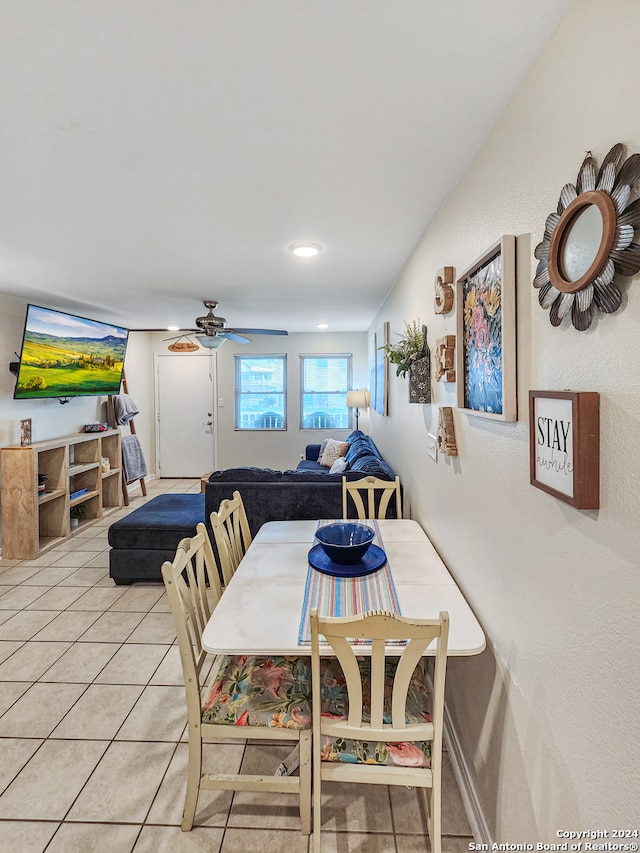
108,493 -> 205,585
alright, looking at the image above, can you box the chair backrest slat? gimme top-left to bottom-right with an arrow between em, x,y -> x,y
342,476 -> 402,520
324,634 -> 363,727
370,637 -> 386,730
210,490 -> 253,585
391,635 -> 432,728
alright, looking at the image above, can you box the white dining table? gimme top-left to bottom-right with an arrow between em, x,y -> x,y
201,519 -> 486,657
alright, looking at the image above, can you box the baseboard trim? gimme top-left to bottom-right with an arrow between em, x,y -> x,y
443,701 -> 491,844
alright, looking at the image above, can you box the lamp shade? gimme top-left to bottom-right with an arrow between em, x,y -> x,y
346,390 -> 369,409
196,335 -> 227,349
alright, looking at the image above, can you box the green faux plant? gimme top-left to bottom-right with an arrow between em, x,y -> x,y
380,320 -> 426,378
70,504 -> 86,521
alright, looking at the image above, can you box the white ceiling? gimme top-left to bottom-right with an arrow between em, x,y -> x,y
0,0 -> 571,335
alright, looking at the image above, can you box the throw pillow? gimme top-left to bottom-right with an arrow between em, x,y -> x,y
320,439 -> 344,467
317,439 -> 330,462
329,457 -> 348,474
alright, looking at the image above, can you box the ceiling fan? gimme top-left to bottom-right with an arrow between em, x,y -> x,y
138,300 -> 288,349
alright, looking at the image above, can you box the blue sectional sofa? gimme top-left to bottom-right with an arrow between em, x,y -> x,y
204,430 -> 398,538
108,431 -> 397,585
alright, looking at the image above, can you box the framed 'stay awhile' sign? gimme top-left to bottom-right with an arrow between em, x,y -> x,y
529,390 -> 599,510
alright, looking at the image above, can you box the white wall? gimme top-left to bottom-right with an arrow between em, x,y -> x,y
367,0 -> 639,838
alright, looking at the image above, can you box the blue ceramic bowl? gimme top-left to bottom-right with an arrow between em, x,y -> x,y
315,522 -> 375,564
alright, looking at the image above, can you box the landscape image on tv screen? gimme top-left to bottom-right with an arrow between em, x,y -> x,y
14,304 -> 129,399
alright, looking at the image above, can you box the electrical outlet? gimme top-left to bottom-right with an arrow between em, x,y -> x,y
427,433 -> 438,462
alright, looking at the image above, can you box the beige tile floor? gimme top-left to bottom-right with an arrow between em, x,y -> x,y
0,478 -> 474,852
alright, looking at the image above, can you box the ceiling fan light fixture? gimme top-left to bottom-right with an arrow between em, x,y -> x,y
289,242 -> 322,258
196,334 -> 227,349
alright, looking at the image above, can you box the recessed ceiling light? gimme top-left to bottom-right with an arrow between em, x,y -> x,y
289,242 -> 322,258
317,323 -> 329,329
167,326 -> 180,331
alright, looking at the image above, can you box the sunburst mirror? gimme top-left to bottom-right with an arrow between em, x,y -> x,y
533,142 -> 640,330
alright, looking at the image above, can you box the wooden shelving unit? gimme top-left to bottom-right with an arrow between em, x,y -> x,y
1,429 -> 123,560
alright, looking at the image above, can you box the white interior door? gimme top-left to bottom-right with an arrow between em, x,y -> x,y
155,353 -> 216,478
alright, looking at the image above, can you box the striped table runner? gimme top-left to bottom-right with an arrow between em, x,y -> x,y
297,520 -> 402,645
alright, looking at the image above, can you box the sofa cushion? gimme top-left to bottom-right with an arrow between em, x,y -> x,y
208,467 -> 283,483
296,459 -> 325,472
365,435 -> 385,457
305,444 -> 322,462
345,438 -> 375,466
283,469 -> 345,484
349,455 -> 395,480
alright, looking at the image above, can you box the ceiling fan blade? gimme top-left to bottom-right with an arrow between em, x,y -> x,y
228,328 -> 288,336
219,331 -> 251,344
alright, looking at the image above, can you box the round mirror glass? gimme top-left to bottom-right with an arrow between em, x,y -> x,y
561,203 -> 604,282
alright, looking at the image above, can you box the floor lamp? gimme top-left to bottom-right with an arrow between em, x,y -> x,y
346,390 -> 369,430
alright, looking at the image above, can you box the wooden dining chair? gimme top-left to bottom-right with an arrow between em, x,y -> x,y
342,475 -> 402,520
310,609 -> 449,853
209,489 -> 253,585
162,522 -> 312,834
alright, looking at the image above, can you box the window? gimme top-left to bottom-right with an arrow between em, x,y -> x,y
300,354 -> 352,429
235,355 -> 287,430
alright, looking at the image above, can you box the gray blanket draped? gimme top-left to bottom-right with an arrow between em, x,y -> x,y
121,434 -> 148,483
113,394 -> 139,425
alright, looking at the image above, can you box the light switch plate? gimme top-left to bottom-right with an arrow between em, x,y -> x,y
427,433 -> 438,462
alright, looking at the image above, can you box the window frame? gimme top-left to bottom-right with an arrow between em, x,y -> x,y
299,353 -> 353,430
234,354 -> 287,431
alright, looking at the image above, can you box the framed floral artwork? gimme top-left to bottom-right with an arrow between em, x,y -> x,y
456,235 -> 517,421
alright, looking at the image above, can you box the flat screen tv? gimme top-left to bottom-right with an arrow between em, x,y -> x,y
13,304 -> 129,400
